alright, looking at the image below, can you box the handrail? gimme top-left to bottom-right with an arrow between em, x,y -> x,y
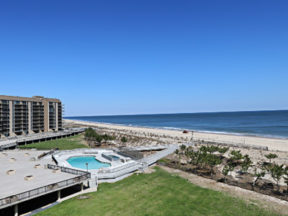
38,149 -> 56,159
0,128 -> 85,150
97,145 -> 178,179
138,146 -> 177,165
97,161 -> 139,174
47,164 -> 91,179
97,164 -> 140,179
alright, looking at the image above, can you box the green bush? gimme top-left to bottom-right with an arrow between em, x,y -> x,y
265,153 -> 278,163
84,128 -> 115,145
121,136 -> 128,143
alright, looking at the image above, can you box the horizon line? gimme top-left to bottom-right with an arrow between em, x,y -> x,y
64,108 -> 288,118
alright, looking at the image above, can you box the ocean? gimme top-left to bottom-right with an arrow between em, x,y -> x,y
66,110 -> 288,138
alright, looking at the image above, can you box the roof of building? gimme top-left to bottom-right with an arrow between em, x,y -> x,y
0,150 -> 74,200
0,95 -> 61,103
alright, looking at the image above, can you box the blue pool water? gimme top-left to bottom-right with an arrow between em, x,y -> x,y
67,156 -> 111,170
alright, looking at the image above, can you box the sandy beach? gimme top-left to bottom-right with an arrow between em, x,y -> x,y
64,119 -> 288,152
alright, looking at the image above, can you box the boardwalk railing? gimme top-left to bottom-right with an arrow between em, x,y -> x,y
97,162 -> 140,179
138,145 -> 178,165
0,140 -> 17,151
0,128 -> 85,150
97,145 -> 178,180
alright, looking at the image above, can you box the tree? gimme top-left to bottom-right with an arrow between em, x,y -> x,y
95,135 -> 103,146
284,176 -> 288,194
175,149 -> 181,166
204,153 -> 222,176
217,146 -> 229,154
269,164 -> 284,192
283,167 -> 288,193
189,145 -> 227,172
206,145 -> 218,154
102,134 -> 115,143
241,154 -> 252,174
180,144 -> 186,152
188,150 -> 199,166
84,128 -> 116,147
121,136 -> 128,144
175,149 -> 179,155
184,148 -> 191,157
84,128 -> 98,146
84,128 -> 96,140
222,165 -> 234,183
252,167 -> 265,189
199,146 -> 208,153
222,165 -> 229,182
265,153 -> 278,163
230,150 -> 243,161
222,150 -> 242,176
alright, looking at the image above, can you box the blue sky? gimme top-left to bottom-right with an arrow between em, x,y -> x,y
0,0 -> 287,116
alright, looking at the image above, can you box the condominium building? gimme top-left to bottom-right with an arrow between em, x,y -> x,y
0,95 -> 62,138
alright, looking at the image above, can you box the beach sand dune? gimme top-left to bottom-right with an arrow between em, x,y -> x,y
64,119 -> 288,152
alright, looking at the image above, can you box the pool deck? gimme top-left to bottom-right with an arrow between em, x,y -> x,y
53,149 -> 132,171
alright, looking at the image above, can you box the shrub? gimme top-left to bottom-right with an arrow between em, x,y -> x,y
222,165 -> 233,183
268,164 -> 284,192
102,134 -> 115,141
230,150 -> 243,161
180,144 -> 186,151
204,153 -> 222,175
241,154 -> 252,173
284,167 -> 288,192
84,127 -> 96,139
217,146 -> 229,154
121,137 -> 128,143
252,166 -> 265,188
265,153 -> 278,163
84,128 -> 114,146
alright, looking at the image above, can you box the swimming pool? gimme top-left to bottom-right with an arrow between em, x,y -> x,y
67,156 -> 111,170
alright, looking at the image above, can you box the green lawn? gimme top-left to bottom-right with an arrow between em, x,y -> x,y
18,134 -> 87,150
37,167 -> 280,216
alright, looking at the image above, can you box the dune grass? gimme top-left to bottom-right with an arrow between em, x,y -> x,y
36,167 -> 279,216
18,134 -> 87,150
